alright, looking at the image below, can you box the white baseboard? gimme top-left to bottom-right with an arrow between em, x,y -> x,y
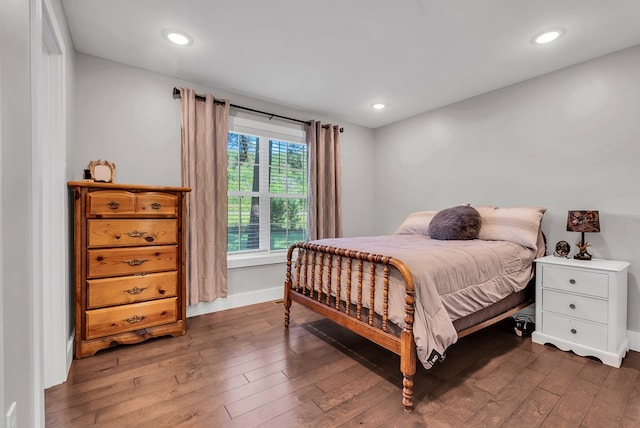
66,334 -> 74,377
628,329 -> 640,352
186,286 -> 284,318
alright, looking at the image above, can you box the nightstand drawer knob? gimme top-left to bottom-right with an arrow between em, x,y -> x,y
569,303 -> 576,309
570,328 -> 577,334
569,279 -> 576,284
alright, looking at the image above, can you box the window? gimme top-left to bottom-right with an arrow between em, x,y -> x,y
227,117 -> 307,256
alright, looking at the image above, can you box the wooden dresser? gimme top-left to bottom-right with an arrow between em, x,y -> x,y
68,182 -> 191,358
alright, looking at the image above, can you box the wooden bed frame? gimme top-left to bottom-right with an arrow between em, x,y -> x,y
283,242 -> 534,413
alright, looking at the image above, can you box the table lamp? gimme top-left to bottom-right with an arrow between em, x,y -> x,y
566,210 -> 600,260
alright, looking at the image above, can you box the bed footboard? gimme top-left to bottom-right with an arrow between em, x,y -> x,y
283,242 -> 417,412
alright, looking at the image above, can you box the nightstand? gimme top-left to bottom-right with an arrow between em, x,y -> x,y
532,255 -> 630,367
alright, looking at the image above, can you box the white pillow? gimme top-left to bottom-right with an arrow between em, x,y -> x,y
395,211 -> 437,235
474,205 -> 546,250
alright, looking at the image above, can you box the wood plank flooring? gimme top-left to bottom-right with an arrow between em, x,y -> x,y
46,301 -> 640,427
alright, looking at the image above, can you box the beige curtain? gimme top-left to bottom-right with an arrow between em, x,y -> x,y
180,87 -> 230,304
307,120 -> 342,240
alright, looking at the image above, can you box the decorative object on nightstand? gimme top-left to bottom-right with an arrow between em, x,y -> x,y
566,210 -> 600,260
532,255 -> 630,367
553,240 -> 570,258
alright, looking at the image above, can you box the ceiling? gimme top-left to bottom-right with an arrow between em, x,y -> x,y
61,0 -> 640,129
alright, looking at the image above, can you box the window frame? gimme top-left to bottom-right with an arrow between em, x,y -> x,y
227,116 -> 307,268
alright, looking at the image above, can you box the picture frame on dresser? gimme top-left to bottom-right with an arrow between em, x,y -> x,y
88,160 -> 116,183
532,255 -> 630,367
67,181 -> 191,358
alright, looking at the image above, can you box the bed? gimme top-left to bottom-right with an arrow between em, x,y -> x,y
283,205 -> 546,412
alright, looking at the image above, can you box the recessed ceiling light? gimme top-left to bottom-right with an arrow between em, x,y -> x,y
533,29 -> 564,45
163,30 -> 192,46
372,103 -> 386,110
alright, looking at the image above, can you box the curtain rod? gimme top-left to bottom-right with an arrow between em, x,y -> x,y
172,87 -> 343,133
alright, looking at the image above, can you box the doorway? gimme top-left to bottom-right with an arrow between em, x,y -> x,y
37,0 -> 70,389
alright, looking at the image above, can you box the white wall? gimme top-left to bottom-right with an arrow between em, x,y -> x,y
72,53 -> 376,313
0,28 -> 5,428
374,45 -> 640,340
0,0 -> 74,423
1,0 -> 36,426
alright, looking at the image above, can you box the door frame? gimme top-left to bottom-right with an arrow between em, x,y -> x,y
32,0 -> 70,400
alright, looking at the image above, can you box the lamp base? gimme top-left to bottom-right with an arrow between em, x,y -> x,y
573,241 -> 591,260
573,252 -> 592,260
574,237 -> 593,260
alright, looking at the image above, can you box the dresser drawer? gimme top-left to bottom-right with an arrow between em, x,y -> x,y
88,219 -> 177,248
87,190 -> 136,216
85,297 -> 178,339
136,192 -> 178,216
542,289 -> 607,324
542,265 -> 608,298
87,245 -> 178,278
87,271 -> 178,309
542,312 -> 607,350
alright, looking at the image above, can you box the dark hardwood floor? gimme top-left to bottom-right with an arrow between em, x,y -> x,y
46,301 -> 640,427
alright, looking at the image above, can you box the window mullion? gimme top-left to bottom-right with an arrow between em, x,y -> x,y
259,136 -> 270,251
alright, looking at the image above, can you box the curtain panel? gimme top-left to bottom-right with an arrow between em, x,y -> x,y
307,120 -> 343,240
180,87 -> 230,304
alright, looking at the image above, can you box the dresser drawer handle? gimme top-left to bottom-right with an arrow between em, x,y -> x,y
124,315 -> 146,324
569,279 -> 576,284
570,328 -> 577,334
124,287 -> 147,295
107,201 -> 120,210
151,202 -> 162,210
124,230 -> 147,238
569,304 -> 576,309
123,258 -> 148,266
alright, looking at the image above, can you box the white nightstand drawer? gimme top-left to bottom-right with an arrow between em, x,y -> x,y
542,289 -> 607,324
542,265 -> 608,298
542,312 -> 607,350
